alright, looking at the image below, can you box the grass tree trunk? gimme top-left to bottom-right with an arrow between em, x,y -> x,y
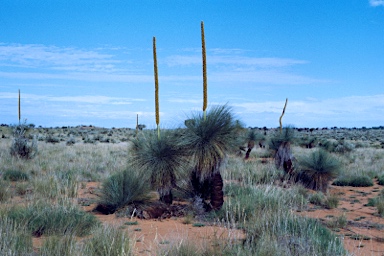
159,190 -> 173,205
245,140 -> 255,159
275,141 -> 294,174
209,172 -> 224,211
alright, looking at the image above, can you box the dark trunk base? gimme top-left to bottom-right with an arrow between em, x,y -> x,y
210,172 -> 224,211
159,190 -> 173,205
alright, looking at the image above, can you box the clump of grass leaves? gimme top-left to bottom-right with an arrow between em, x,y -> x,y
5,200 -> 99,237
0,216 -> 33,255
213,184 -> 345,255
297,149 -> 341,192
2,169 -> 29,181
332,174 -> 373,187
96,167 -> 151,214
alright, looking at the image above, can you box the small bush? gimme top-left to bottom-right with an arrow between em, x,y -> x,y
96,168 -> 151,214
324,194 -> 339,209
82,225 -> 132,256
378,174 -> 384,186
308,192 -> 325,206
0,180 -> 11,202
268,127 -> 295,152
40,235 -> 77,256
3,170 -> 29,181
377,200 -> 384,217
66,136 -> 76,146
297,149 -> 341,192
46,135 -> 60,144
15,183 -> 30,196
332,175 -> 374,187
7,202 -> 99,237
0,217 -> 33,255
327,214 -> 348,229
10,123 -> 38,159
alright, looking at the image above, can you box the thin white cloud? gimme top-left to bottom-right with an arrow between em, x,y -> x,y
0,43 -> 121,72
0,92 -> 146,104
370,0 -> 384,6
210,69 -> 329,85
0,71 -> 154,83
166,55 -> 307,67
233,95 -> 384,117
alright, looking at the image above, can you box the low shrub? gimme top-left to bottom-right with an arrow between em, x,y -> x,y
96,168 -> 152,214
3,170 -> 29,181
6,202 -> 99,237
297,149 -> 341,192
308,192 -> 325,206
324,194 -> 340,209
40,235 -> 77,256
327,214 -> 348,229
0,217 -> 33,255
378,174 -> 384,186
332,175 -> 374,187
82,225 -> 132,256
0,180 -> 11,202
10,123 -> 38,159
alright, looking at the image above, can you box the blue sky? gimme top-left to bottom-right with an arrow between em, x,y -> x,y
1,1 -> 383,128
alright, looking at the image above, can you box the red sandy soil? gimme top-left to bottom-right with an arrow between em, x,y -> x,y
31,181 -> 384,255
300,181 -> 384,256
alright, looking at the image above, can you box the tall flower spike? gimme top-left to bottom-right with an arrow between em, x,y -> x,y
18,89 -> 21,124
279,98 -> 288,133
136,113 -> 139,135
201,21 -> 208,120
153,37 -> 160,138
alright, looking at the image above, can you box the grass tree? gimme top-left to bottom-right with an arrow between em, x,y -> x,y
127,37 -> 189,205
298,149 -> 341,192
244,130 -> 256,159
129,130 -> 190,205
183,105 -> 238,211
269,126 -> 295,173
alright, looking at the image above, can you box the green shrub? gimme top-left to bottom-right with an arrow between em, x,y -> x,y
244,214 -> 345,255
129,129 -> 190,205
308,192 -> 325,206
7,202 -> 99,237
377,200 -> 384,217
324,194 -> 339,209
82,225 -> 132,256
96,168 -> 151,214
10,123 -> 38,159
327,214 -> 348,229
0,217 -> 33,255
40,235 -> 77,256
15,182 -> 30,196
3,170 -> 29,181
297,149 -> 341,192
0,180 -> 11,202
268,127 -> 295,152
46,135 -> 60,144
378,174 -> 384,185
332,175 -> 373,187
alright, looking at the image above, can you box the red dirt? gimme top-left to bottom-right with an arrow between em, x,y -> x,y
31,181 -> 384,255
300,181 -> 384,256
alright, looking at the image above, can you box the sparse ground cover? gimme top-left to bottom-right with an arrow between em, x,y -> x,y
1,126 -> 384,255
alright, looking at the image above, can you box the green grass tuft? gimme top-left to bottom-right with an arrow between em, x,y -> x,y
333,175 -> 373,187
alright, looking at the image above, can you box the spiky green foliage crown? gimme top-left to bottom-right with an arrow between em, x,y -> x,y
129,130 -> 189,195
183,105 -> 238,180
